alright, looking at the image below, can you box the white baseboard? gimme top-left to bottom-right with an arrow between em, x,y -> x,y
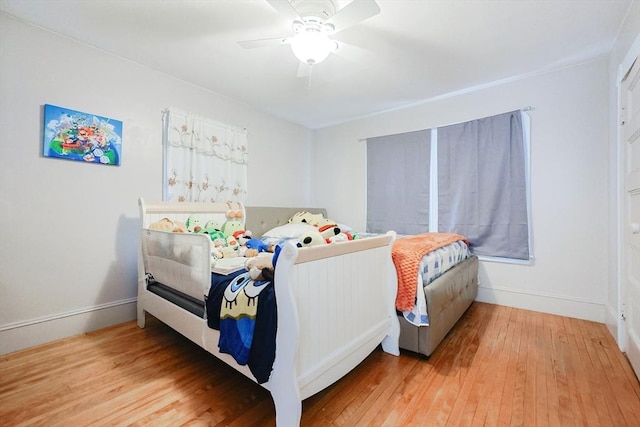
0,299 -> 137,355
0,288 -> 609,355
476,285 -> 606,323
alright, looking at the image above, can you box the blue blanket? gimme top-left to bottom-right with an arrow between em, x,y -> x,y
206,269 -> 277,384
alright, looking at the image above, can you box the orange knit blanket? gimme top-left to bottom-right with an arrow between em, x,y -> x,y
392,233 -> 468,312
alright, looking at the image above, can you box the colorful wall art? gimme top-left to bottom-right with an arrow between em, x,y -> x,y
43,104 -> 123,166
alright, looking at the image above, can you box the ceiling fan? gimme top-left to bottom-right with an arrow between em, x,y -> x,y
238,0 -> 380,77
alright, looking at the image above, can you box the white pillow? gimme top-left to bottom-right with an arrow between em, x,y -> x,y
337,223 -> 353,232
263,223 -> 317,238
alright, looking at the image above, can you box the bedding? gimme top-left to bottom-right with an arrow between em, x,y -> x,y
402,239 -> 469,326
392,232 -> 469,313
206,269 -> 277,384
258,222 -> 471,328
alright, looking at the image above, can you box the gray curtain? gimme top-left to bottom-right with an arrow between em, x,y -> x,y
366,130 -> 431,234
437,111 -> 529,259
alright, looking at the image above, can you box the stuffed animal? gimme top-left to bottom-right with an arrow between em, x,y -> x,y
210,237 -> 227,260
220,245 -> 238,258
233,230 -> 275,257
289,211 -> 342,239
222,204 -> 245,237
246,238 -> 274,254
149,217 -> 188,233
289,211 -> 325,227
233,230 -> 257,257
202,220 -> 225,241
329,231 -> 356,243
226,235 -> 239,252
245,254 -> 275,282
318,224 -> 341,242
185,215 -> 202,233
297,230 -> 327,247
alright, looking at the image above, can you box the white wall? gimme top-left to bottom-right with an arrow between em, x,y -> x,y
0,14 -> 312,354
312,59 -> 611,322
606,0 -> 640,342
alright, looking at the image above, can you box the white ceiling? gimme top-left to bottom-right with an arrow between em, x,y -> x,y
0,0 -> 632,129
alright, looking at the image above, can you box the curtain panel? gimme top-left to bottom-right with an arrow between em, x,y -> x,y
162,109 -> 248,203
438,111 -> 529,260
366,129 -> 431,234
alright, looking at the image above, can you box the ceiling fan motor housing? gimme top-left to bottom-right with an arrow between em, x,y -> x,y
291,0 -> 336,21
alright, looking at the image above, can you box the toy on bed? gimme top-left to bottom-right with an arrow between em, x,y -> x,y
233,230 -> 275,257
149,217 -> 188,233
202,220 -> 226,241
289,210 -> 357,243
297,230 -> 327,247
222,202 -> 245,237
246,252 -> 275,282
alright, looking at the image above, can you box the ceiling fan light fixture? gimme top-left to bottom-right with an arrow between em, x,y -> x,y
290,30 -> 337,65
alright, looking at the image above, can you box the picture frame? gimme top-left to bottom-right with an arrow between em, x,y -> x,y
43,104 -> 123,166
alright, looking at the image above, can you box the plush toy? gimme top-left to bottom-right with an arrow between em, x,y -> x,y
220,245 -> 238,258
329,231 -> 356,243
233,230 -> 256,257
233,230 -> 252,245
246,238 -> 274,254
289,211 -> 324,227
222,204 -> 245,237
297,230 -> 327,247
185,215 -> 202,233
318,224 -> 341,242
232,230 -> 275,257
149,217 -> 188,233
245,254 -> 275,282
289,212 -> 342,240
226,235 -> 239,252
202,220 -> 225,241
210,237 -> 227,260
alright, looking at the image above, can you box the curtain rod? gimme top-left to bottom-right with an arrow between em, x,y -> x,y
357,106 -> 534,142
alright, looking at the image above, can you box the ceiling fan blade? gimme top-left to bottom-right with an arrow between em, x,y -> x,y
332,40 -> 374,64
238,36 -> 290,49
326,0 -> 380,33
266,0 -> 302,22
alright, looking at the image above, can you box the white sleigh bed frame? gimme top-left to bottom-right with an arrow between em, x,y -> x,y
137,199 -> 400,426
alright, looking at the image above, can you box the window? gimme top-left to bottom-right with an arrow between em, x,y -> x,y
162,108 -> 248,203
367,110 -> 532,262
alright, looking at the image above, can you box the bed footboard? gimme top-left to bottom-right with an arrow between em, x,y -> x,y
267,232 -> 399,425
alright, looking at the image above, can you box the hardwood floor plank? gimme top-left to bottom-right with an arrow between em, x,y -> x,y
442,304 -> 490,426
458,304 -> 506,425
564,322 -> 603,427
475,305 -> 514,425
1,303 -> 639,426
454,303 -> 504,426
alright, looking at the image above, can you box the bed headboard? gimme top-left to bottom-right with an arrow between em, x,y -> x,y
138,199 -> 243,230
245,206 -> 327,236
138,199 -> 327,237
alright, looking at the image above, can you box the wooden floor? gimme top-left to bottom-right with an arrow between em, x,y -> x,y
1,302 -> 639,426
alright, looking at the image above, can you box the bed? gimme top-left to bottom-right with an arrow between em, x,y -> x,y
246,207 -> 479,358
136,199 -> 400,427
